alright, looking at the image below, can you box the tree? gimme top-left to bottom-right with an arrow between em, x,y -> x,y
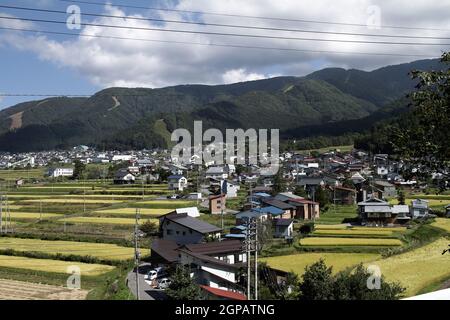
272,170 -> 287,195
139,220 -> 158,236
391,52 -> 450,171
314,187 -> 330,206
333,264 -> 405,300
165,265 -> 202,300
298,259 -> 334,300
397,189 -> 406,205
72,160 -> 86,180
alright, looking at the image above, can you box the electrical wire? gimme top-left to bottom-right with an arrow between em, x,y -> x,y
1,4 -> 450,41
59,0 -> 450,32
1,15 -> 449,46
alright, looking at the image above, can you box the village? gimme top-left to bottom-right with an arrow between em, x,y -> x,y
0,144 -> 449,300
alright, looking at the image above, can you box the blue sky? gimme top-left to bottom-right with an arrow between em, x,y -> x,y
0,0 -> 448,110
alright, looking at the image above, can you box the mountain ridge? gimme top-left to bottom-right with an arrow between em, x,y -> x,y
0,58 -> 442,152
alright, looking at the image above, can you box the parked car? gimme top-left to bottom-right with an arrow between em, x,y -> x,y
144,267 -> 164,281
157,278 -> 171,290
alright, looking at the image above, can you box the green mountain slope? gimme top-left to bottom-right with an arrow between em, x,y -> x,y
0,58 -> 442,152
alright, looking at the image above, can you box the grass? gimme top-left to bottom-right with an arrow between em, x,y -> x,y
93,207 -> 172,216
0,237 -> 149,261
261,252 -> 379,275
61,216 -> 158,226
315,205 -> 358,225
431,218 -> 450,233
0,169 -> 45,181
0,255 -> 115,276
300,237 -> 403,247
368,238 -> 450,296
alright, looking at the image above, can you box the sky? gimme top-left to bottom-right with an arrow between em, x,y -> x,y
0,0 -> 449,109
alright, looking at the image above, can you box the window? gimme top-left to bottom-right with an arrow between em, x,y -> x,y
166,229 -> 173,235
176,231 -> 180,235
182,231 -> 186,236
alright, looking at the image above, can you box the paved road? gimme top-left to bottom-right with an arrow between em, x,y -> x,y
126,263 -> 168,300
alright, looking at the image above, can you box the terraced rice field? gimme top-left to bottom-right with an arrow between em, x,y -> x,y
299,237 -> 403,247
8,212 -> 61,220
0,279 -> 88,300
61,216 -> 158,225
136,200 -> 197,208
0,255 -> 115,276
313,229 -> 395,237
94,207 -> 172,216
0,169 -> 45,181
262,252 -> 380,275
0,238 -> 149,260
431,218 -> 450,233
22,199 -> 124,204
368,238 -> 450,296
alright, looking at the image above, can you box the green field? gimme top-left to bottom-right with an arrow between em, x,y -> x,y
0,255 -> 115,276
262,252 -> 380,275
369,238 -> 450,296
390,197 -> 450,210
298,145 -> 354,154
316,205 -> 358,225
61,216 -> 158,225
300,237 -> 403,247
94,207 -> 172,216
0,238 -> 149,261
0,169 -> 45,181
135,200 -> 197,208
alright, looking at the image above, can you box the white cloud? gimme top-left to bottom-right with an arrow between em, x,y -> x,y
1,0 -> 449,88
222,68 -> 266,84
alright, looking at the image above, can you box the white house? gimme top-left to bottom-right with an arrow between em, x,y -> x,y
112,154 -> 133,162
168,175 -> 188,191
205,166 -> 228,180
221,180 -> 240,198
176,207 -> 200,218
411,199 -> 430,218
48,168 -> 74,178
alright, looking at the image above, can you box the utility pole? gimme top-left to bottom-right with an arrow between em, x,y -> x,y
246,219 -> 251,300
220,181 -> 224,231
254,219 -> 258,300
134,208 -> 141,301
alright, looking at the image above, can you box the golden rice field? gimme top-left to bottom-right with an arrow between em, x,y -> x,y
61,216 -> 158,226
138,200 -> 197,206
0,238 -> 149,260
368,238 -> 450,296
0,255 -> 115,276
94,208 -> 172,216
8,212 -> 61,220
300,237 -> 403,247
431,218 -> 450,233
22,199 -> 124,204
315,224 -> 348,230
262,252 -> 380,275
313,229 -> 394,237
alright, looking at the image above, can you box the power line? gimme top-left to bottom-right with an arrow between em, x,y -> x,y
1,4 -> 450,41
0,26 -> 437,59
1,15 -> 450,46
60,0 -> 450,32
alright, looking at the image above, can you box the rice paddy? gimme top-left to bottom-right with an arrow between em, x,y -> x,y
93,207 -> 172,216
299,237 -> 403,247
368,238 -> 450,296
61,216 -> 158,225
431,218 -> 450,233
0,238 -> 149,260
0,255 -> 115,276
262,252 -> 380,275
